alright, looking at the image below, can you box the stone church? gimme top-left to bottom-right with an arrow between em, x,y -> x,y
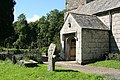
60,0 -> 120,64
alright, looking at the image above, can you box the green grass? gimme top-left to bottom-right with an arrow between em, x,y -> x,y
2,48 -> 17,50
88,60 -> 120,69
1,48 -> 29,51
0,60 -> 111,80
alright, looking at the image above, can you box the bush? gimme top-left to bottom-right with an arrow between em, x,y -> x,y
39,47 -> 48,55
107,53 -> 120,61
21,50 -> 43,63
0,54 -> 7,60
0,48 -> 3,51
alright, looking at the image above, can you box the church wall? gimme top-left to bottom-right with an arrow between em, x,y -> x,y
82,29 -> 109,63
61,14 -> 81,34
97,9 -> 120,53
111,10 -> 120,52
66,0 -> 86,11
97,14 -> 110,28
60,14 -> 82,61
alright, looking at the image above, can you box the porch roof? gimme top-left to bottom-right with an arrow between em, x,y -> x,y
71,13 -> 109,30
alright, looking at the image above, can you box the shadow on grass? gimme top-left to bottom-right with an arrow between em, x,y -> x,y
55,69 -> 78,72
24,64 -> 39,67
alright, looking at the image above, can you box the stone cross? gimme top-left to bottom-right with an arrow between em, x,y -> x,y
48,43 -> 56,71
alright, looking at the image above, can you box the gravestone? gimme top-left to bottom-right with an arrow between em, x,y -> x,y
19,60 -> 38,67
48,43 -> 56,71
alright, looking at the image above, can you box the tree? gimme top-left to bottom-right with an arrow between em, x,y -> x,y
37,16 -> 49,48
13,13 -> 31,48
17,13 -> 26,21
28,22 -> 38,42
12,9 -> 65,50
47,9 -> 65,53
0,0 -> 16,46
36,9 -> 65,53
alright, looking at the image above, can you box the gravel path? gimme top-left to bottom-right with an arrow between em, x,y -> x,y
55,61 -> 120,74
45,61 -> 120,80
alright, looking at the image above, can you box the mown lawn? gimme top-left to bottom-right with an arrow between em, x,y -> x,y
88,60 -> 120,69
0,60 -> 111,80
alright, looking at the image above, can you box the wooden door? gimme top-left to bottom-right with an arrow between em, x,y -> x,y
69,38 -> 76,60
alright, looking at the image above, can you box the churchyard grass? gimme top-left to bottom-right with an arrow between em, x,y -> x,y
88,60 -> 120,69
1,48 -> 29,51
0,60 -> 112,80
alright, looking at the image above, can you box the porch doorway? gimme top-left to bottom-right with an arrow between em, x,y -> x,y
65,36 -> 76,61
69,38 -> 76,60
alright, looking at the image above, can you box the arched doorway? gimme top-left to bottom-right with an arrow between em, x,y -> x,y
65,37 -> 76,61
69,38 -> 76,60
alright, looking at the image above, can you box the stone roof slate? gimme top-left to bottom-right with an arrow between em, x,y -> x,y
72,0 -> 120,15
71,13 -> 109,30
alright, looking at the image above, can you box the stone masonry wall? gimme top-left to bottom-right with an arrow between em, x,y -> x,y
60,13 -> 82,62
98,14 -> 110,28
111,11 -> 120,52
98,10 -> 120,53
82,29 -> 109,62
66,0 -> 86,11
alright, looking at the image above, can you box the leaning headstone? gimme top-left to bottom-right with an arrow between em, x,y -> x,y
19,60 -> 38,67
48,43 -> 56,71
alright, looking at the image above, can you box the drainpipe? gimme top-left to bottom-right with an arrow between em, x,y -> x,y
109,11 -> 112,53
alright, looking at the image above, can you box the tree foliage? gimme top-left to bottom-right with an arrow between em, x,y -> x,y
13,13 -> 31,48
36,9 -> 65,53
4,9 -> 65,54
0,0 -> 16,46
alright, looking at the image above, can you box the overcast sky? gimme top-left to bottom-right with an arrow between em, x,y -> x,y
14,0 -> 65,22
